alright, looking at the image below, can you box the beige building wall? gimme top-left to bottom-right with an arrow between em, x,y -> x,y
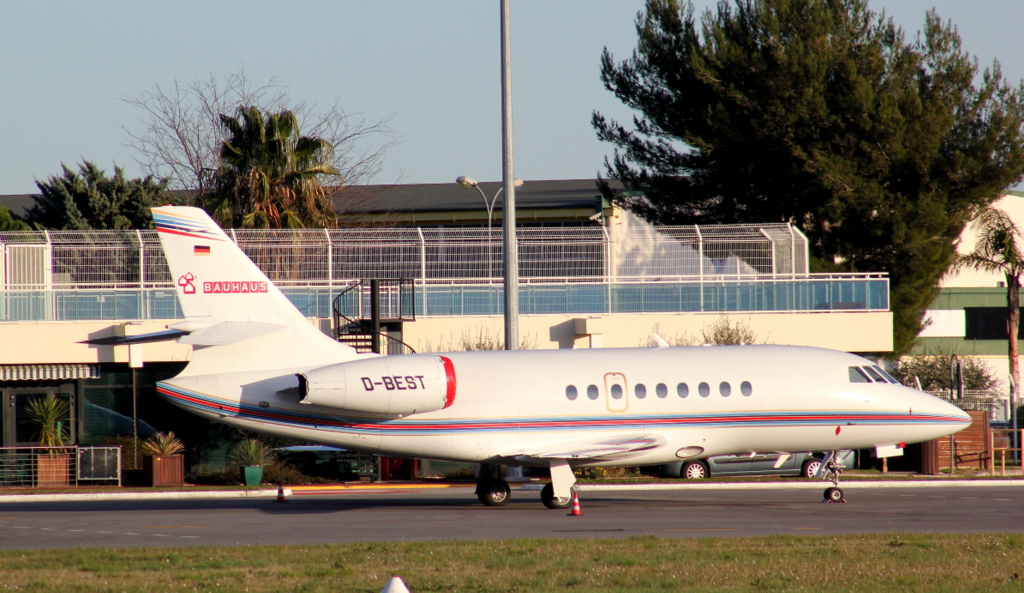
403,311 -> 892,353
0,309 -> 892,367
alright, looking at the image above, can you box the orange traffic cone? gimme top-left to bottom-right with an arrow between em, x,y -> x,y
568,491 -> 581,516
275,482 -> 288,503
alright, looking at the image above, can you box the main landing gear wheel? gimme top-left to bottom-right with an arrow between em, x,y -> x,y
477,479 -> 511,506
541,483 -> 574,509
823,487 -> 844,503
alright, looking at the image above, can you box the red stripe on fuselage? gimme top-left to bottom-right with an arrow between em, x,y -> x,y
156,227 -> 225,241
440,356 -> 456,408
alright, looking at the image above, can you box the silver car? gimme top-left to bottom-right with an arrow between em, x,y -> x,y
661,451 -> 856,479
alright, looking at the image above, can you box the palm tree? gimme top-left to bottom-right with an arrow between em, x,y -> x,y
203,106 -> 340,228
951,207 -> 1024,401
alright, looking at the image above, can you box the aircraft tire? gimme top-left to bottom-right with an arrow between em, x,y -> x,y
824,487 -> 844,503
541,483 -> 574,509
477,479 -> 511,506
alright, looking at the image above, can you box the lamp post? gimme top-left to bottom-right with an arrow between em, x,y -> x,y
499,0 -> 518,351
455,176 -> 524,280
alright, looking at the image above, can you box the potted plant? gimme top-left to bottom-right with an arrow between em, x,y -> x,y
228,439 -> 273,486
141,432 -> 185,487
24,394 -> 71,487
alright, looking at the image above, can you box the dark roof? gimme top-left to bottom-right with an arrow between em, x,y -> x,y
0,178 -> 620,221
0,194 -> 35,217
338,179 -> 615,213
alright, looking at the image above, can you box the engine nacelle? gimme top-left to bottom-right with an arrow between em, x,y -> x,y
298,355 -> 455,416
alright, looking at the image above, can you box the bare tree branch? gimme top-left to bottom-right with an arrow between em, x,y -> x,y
122,67 -> 401,218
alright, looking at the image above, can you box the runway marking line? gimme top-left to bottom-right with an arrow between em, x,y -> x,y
662,528 -> 740,532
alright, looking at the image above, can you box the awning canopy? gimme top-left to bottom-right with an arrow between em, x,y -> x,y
0,364 -> 101,381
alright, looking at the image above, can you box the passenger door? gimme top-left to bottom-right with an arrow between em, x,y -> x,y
604,373 -> 628,412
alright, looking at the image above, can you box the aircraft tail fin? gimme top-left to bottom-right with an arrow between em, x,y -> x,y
153,206 -> 313,327
152,206 -> 355,371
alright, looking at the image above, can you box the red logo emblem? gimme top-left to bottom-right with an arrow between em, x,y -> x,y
177,273 -> 196,295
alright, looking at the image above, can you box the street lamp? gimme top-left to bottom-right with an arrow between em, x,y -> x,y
456,176 -> 524,283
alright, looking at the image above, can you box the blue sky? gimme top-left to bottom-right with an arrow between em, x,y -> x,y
1,1 -> 1022,195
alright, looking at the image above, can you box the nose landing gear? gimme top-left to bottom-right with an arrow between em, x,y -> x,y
819,451 -> 846,503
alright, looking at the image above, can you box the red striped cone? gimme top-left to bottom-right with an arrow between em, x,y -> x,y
568,491 -> 581,516
275,483 -> 288,503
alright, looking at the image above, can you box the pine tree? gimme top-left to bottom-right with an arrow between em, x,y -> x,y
25,161 -> 172,230
593,0 -> 1024,354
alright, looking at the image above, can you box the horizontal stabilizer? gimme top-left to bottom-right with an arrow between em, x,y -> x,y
507,434 -> 664,461
178,321 -> 287,346
80,329 -> 188,346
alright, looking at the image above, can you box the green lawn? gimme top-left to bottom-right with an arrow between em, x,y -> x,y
1,533 -> 1022,592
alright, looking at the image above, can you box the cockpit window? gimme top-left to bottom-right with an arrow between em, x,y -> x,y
863,366 -> 886,383
872,365 -> 900,384
849,366 -> 871,383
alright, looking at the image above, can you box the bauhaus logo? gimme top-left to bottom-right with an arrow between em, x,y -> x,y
203,281 -> 268,294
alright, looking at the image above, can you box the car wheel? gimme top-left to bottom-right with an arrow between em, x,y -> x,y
802,458 -> 822,478
682,460 -> 708,480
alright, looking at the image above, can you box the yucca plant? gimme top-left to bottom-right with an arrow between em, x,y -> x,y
23,394 -> 70,449
141,432 -> 185,456
228,439 -> 273,467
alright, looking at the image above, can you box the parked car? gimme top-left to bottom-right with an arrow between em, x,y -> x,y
660,450 -> 856,479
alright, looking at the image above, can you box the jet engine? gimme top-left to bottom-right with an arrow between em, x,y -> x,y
297,355 -> 455,417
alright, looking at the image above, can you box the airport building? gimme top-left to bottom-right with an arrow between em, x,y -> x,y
0,180 -> 893,473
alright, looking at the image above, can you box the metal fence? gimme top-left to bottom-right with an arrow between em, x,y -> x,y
0,223 -> 809,289
0,446 -> 121,488
0,274 -> 889,322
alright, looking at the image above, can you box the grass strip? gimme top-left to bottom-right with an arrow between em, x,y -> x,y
1,533 -> 1023,592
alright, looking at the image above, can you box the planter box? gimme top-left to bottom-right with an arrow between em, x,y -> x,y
241,466 -> 263,486
143,455 -> 184,487
35,453 -> 71,487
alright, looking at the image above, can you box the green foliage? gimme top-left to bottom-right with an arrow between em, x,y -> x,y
0,205 -> 28,231
25,161 -> 175,230
594,0 -> 1024,355
23,394 -> 70,448
141,431 -> 186,456
200,106 -> 339,229
892,353 -> 999,393
227,438 -> 274,467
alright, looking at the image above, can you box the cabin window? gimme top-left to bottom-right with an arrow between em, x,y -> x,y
677,383 -> 689,398
873,365 -> 900,384
719,382 -> 731,397
863,366 -> 886,383
566,385 -> 578,400
849,366 -> 871,383
611,384 -> 624,399
635,384 -> 647,399
741,381 -> 753,396
698,382 -> 710,397
587,385 -> 599,400
656,383 -> 668,398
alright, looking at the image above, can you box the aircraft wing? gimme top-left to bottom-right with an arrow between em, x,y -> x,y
505,434 -> 665,462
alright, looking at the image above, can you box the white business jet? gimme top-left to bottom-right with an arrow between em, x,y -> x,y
144,206 -> 969,508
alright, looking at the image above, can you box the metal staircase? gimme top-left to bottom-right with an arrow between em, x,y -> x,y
332,279 -> 417,354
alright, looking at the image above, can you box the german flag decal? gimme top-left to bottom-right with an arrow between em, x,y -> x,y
194,245 -> 211,256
